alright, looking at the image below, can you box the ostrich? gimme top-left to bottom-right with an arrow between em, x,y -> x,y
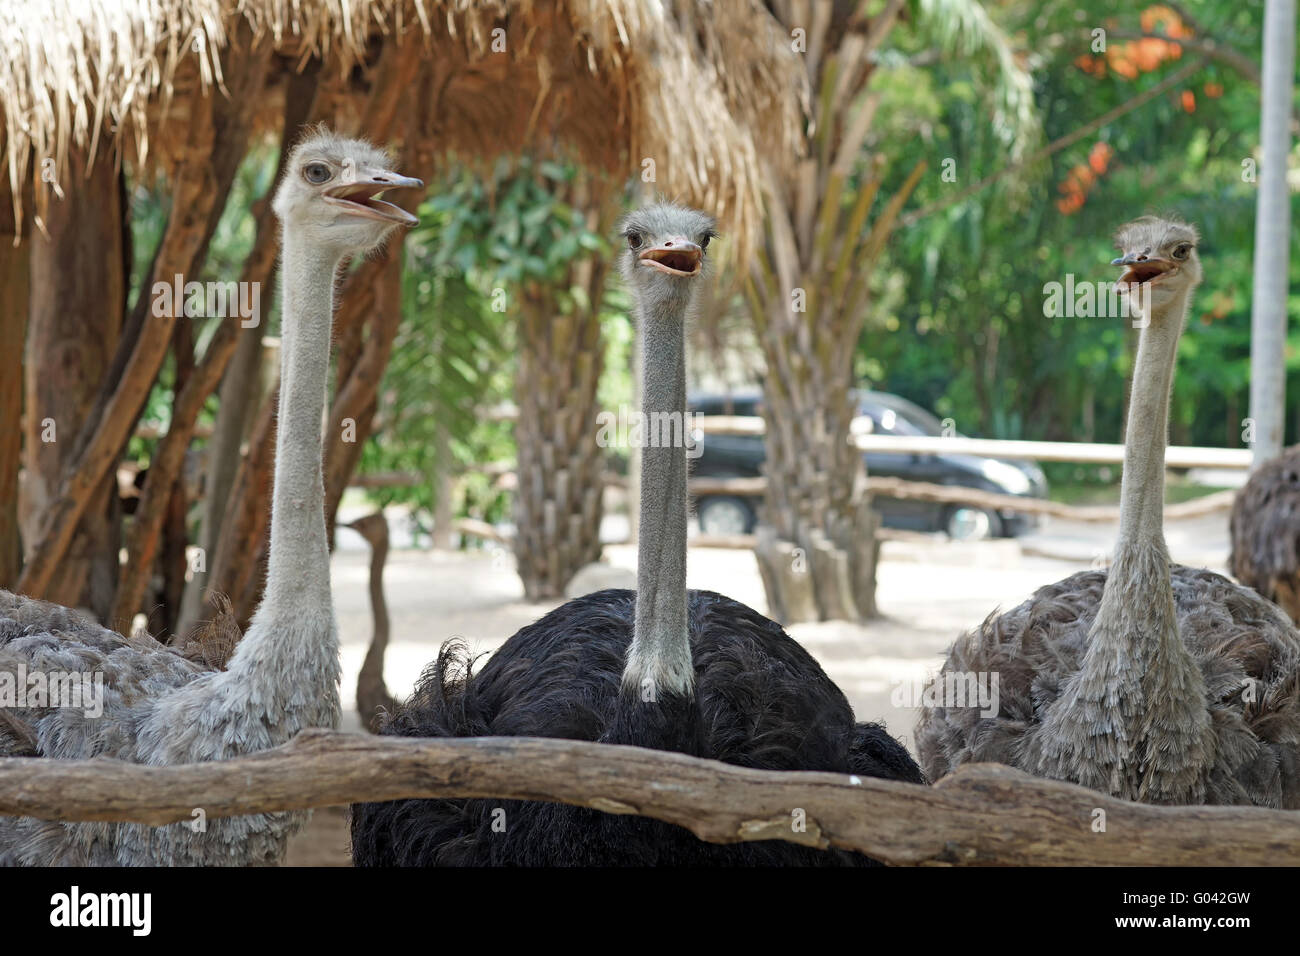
0,129 -> 421,864
346,512 -> 398,732
1230,448 -> 1300,624
350,202 -> 924,867
916,217 -> 1300,807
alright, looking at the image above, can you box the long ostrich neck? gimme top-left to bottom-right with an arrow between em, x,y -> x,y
1096,286 -> 1193,645
1115,292 -> 1188,564
265,234 -> 337,608
626,288 -> 692,697
229,230 -> 339,674
358,521 -> 391,684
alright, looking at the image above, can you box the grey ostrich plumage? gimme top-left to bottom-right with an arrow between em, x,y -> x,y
0,591 -> 338,865
0,128 -> 420,866
915,567 -> 1300,806
917,216 -> 1300,807
1230,447 -> 1300,624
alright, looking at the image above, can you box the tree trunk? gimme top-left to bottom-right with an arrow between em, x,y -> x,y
176,298 -> 266,633
21,146 -> 125,617
15,76 -> 226,602
752,347 -> 877,622
748,1 -> 919,624
323,228 -> 412,545
154,481 -> 189,636
106,33 -> 275,632
512,225 -> 610,600
209,384 -> 278,630
0,182 -> 29,587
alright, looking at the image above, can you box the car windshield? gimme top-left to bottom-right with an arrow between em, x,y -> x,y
690,394 -> 761,417
861,393 -> 948,437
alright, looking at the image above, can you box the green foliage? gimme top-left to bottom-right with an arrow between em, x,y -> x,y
423,157 -> 607,290
125,147 -> 282,465
868,0 -> 1299,448
355,157 -> 623,534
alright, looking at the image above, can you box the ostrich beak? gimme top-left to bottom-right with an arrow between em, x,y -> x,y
324,168 -> 423,226
1111,253 -> 1177,288
639,239 -> 702,276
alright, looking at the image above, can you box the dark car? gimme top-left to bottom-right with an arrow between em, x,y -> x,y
688,389 -> 1048,540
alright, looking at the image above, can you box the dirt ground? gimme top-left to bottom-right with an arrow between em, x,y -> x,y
284,510 -> 1232,866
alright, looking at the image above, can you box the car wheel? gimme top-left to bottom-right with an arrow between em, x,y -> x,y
697,496 -> 756,535
944,506 -> 1001,541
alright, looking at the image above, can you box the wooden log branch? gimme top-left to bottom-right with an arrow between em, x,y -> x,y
453,517 -> 512,544
0,730 -> 1297,866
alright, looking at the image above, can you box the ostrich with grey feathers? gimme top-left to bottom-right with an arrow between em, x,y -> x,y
917,217 -> 1300,807
350,202 -> 924,867
1230,447 -> 1300,625
0,129 -> 421,865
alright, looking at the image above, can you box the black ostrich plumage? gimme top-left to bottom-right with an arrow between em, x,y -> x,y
350,588 -> 924,865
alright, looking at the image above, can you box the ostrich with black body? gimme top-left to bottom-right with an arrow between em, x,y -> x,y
350,203 -> 923,866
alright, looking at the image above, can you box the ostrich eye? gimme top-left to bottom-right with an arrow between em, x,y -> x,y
303,163 -> 332,185
1172,244 -> 1190,260
626,232 -> 643,250
700,235 -> 711,251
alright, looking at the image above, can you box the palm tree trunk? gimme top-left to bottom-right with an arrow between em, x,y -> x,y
512,280 -> 607,600
749,0 -> 919,623
510,179 -> 615,600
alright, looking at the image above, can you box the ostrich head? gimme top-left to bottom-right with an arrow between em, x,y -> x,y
619,202 -> 718,316
272,128 -> 422,252
1112,215 -> 1202,313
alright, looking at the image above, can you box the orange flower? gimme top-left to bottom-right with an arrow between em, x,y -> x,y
1134,37 -> 1167,71
1088,142 -> 1114,174
1204,82 -> 1224,98
1074,54 -> 1104,76
1181,89 -> 1196,112
1110,54 -> 1139,79
1142,4 -> 1191,37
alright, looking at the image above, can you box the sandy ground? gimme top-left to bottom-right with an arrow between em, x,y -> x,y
284,509 -> 1232,865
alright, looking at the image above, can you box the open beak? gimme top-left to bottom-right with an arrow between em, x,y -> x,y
638,239 -> 702,276
324,167 -> 423,226
1111,252 -> 1176,289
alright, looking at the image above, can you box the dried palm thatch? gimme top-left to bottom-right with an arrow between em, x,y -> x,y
1,0 -> 805,251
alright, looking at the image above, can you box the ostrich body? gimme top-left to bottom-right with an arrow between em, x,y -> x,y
0,130 -> 420,865
351,203 -> 923,866
917,218 -> 1300,807
1230,448 -> 1300,624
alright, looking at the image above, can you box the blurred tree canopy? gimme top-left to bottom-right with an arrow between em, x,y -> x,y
869,0 -> 1299,465
119,0 -> 1299,539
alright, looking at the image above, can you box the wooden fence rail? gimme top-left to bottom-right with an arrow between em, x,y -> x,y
694,416 -> 1255,469
0,730 -> 1295,865
359,473 -> 1236,530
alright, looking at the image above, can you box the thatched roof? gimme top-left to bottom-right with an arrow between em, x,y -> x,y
1,0 -> 805,244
